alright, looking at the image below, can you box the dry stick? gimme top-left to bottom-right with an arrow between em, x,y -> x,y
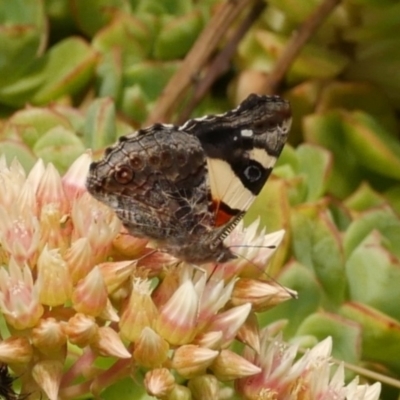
177,0 -> 266,125
263,0 -> 342,94
145,0 -> 256,125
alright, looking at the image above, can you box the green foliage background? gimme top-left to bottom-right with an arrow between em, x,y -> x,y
1,0 -> 400,398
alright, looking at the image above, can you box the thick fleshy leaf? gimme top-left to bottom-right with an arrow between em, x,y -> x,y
253,30 -> 349,84
346,231 -> 400,320
0,0 -> 46,86
96,50 -> 123,100
70,0 -> 131,37
296,144 -> 332,202
120,85 -> 149,124
328,201 -> 352,233
340,302 -> 400,373
304,110 -> 364,198
345,38 -> 400,106
31,37 -> 98,104
296,312 -> 362,365
121,61 -> 179,122
345,182 -> 387,212
245,178 -> 291,274
123,61 -> 179,100
317,81 -> 398,135
341,111 -> 400,180
266,0 -> 346,42
0,139 -> 37,172
0,59 -> 47,107
344,2 -> 400,41
343,207 -> 400,259
92,13 -> 155,67
49,104 -> 86,134
134,0 -> 193,15
284,81 -> 322,143
83,97 -> 117,150
153,11 -> 204,60
33,126 -> 85,173
3,107 -> 72,148
259,261 -> 322,337
385,185 -> 400,215
291,206 -> 346,306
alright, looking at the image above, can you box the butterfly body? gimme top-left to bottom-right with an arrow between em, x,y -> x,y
86,94 -> 291,263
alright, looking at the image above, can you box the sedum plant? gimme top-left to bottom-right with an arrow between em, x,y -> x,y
0,0 -> 400,398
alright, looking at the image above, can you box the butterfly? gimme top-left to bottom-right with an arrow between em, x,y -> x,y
86,94 -> 291,264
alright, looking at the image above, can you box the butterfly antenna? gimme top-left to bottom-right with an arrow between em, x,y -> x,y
229,244 -> 277,250
229,249 -> 298,299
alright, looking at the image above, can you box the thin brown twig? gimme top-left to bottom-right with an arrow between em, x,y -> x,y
262,0 -> 342,94
145,0 -> 256,125
177,0 -> 266,124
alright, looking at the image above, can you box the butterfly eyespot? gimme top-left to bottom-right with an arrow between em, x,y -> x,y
176,151 -> 187,166
130,155 -> 145,170
160,150 -> 173,167
149,154 -> 160,166
114,166 -> 134,184
244,165 -> 262,182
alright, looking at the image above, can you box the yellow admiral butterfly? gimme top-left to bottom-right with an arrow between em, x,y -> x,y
86,94 -> 291,264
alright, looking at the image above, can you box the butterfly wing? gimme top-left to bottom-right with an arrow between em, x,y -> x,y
180,94 -> 291,239
86,125 -> 211,241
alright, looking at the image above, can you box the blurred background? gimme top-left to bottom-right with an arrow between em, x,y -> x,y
0,0 -> 400,398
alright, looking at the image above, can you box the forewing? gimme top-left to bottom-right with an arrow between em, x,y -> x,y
86,124 -> 210,241
179,94 -> 291,233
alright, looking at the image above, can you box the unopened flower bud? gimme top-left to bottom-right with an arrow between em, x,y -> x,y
32,359 -> 63,400
171,345 -> 218,379
188,375 -> 219,400
72,266 -> 108,316
210,349 -> 261,381
90,326 -> 131,359
144,368 -> 175,398
32,318 -> 67,356
133,327 -> 169,368
64,313 -> 98,347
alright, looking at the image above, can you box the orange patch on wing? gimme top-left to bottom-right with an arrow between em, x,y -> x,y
212,199 -> 235,227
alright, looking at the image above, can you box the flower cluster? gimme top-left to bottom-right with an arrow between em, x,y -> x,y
0,154 -> 380,400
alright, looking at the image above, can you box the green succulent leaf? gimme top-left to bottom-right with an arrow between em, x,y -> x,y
291,206 -> 346,307
340,302 -> 400,374
296,312 -> 362,366
346,231 -> 400,320
153,10 -> 204,60
304,111 -> 364,198
134,0 -> 193,15
341,111 -> 400,180
345,37 -> 400,106
96,50 -> 123,100
33,126 -> 85,173
295,144 -> 332,202
83,97 -> 117,150
31,37 -> 98,105
345,182 -> 387,212
123,61 -> 179,100
253,30 -> 349,84
3,107 -> 72,148
120,85 -> 149,124
69,0 -> 131,37
260,261 -> 322,338
317,81 -> 398,135
384,185 -> 400,215
93,13 -> 157,67
0,139 -> 37,172
0,60 -> 46,107
0,0 -> 46,86
343,207 -> 400,259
